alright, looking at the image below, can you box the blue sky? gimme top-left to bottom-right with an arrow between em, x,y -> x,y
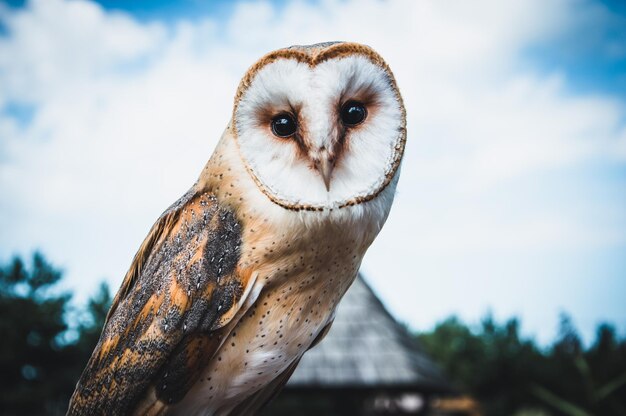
89,0 -> 626,97
1,0 -> 625,345
525,0 -> 626,97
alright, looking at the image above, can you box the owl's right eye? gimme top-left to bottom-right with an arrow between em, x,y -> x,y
271,114 -> 297,138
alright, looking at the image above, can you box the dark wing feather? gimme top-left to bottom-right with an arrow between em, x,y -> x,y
68,189 -> 256,415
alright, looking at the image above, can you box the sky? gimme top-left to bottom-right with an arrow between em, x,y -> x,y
0,0 -> 625,345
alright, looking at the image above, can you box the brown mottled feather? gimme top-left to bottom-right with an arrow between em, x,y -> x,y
105,190 -> 194,323
67,189 -> 255,415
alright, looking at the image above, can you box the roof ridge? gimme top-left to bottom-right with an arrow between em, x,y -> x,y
286,273 -> 453,393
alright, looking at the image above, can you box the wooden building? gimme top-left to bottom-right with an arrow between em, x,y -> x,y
261,275 -> 455,415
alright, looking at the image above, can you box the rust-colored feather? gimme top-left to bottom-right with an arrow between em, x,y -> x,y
68,189 -> 255,415
106,189 -> 196,323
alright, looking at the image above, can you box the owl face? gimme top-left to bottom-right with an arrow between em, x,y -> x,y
233,43 -> 406,211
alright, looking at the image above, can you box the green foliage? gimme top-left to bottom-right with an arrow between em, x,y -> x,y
530,316 -> 626,416
1,252 -> 624,416
417,314 -> 626,416
0,253 -> 111,416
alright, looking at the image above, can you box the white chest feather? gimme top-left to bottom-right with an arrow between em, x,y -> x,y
170,241 -> 362,416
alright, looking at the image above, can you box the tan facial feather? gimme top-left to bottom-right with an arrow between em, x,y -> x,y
231,42 -> 407,211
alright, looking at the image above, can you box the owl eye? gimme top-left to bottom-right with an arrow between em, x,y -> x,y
271,114 -> 297,138
340,101 -> 367,126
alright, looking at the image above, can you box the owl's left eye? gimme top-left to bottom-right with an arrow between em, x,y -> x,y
340,101 -> 367,126
271,114 -> 297,138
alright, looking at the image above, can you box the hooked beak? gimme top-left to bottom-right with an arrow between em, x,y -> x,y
317,158 -> 334,192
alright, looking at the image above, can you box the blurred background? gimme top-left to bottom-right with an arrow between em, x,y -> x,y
1,0 -> 625,415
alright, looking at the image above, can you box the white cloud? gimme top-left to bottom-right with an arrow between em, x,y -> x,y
1,0 -> 625,342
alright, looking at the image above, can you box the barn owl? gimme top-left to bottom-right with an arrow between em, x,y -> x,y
68,41 -> 406,416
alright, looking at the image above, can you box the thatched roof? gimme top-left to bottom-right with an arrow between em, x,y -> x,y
287,275 -> 452,393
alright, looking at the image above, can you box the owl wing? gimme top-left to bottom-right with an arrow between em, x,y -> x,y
68,188 -> 258,415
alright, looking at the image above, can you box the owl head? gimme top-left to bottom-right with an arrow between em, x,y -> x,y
232,42 -> 406,211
